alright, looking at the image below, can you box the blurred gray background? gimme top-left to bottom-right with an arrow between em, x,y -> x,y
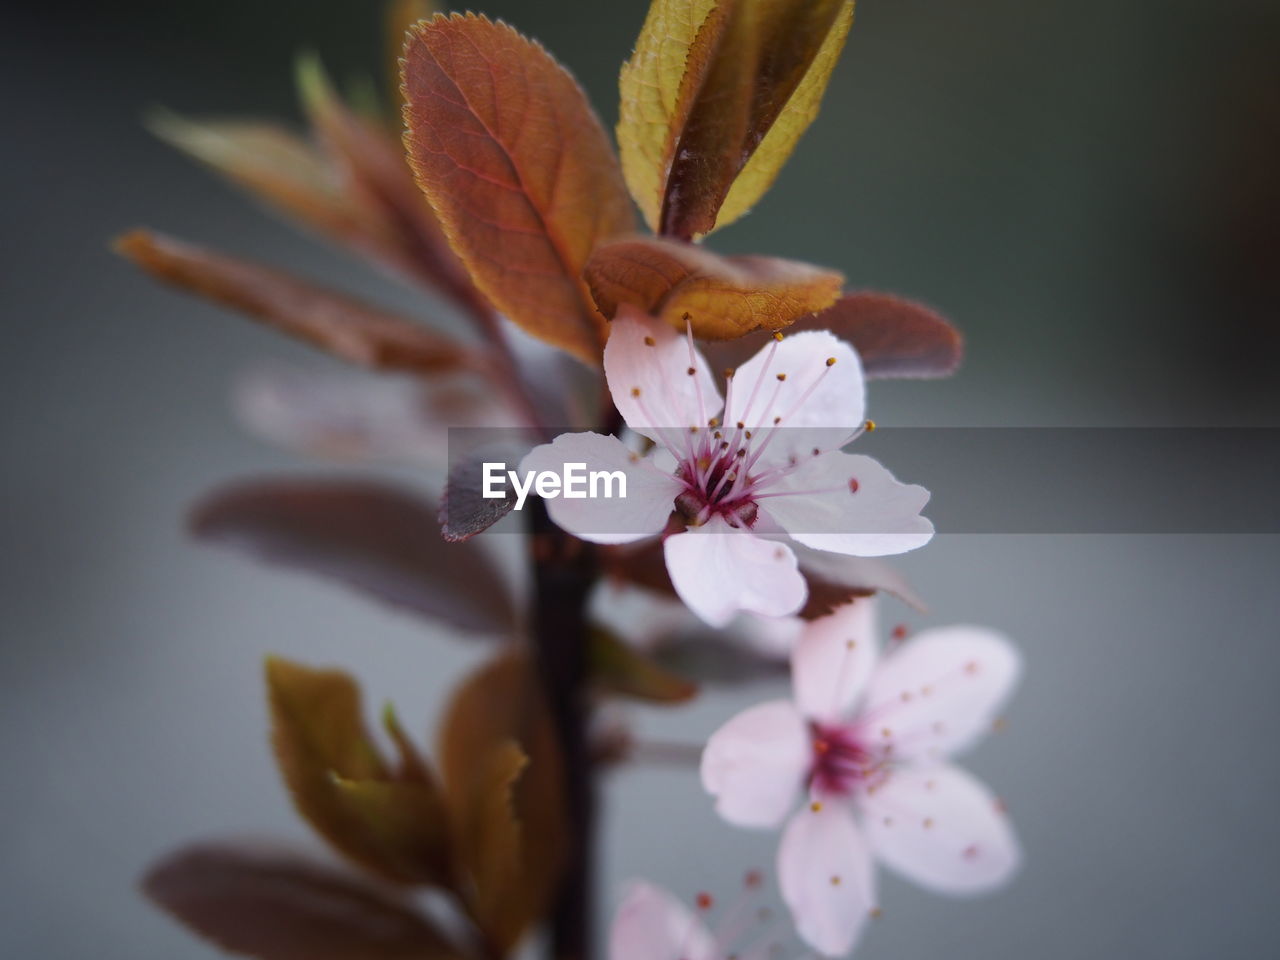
3,0 -> 1278,957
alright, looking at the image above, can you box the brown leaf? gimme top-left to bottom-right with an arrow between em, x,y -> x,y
143,840 -> 459,960
585,234 -> 842,339
589,628 -> 697,703
296,55 -> 479,306
190,478 -> 517,636
439,442 -> 529,542
706,292 -> 964,379
438,649 -> 565,953
618,0 -> 853,238
386,1 -> 440,107
116,230 -> 472,375
402,14 -> 635,364
266,660 -> 454,887
147,110 -> 361,244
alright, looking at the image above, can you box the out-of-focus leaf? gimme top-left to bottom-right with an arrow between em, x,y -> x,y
296,55 -> 479,304
438,650 -> 565,953
706,292 -> 963,379
116,230 -> 472,375
616,0 -> 719,231
585,235 -> 842,340
234,363 -> 513,468
650,631 -> 789,685
386,1 -> 439,106
402,14 -> 635,364
383,704 -> 433,782
143,840 -> 459,960
439,443 -> 528,542
191,478 -> 516,636
267,660 -> 454,887
617,0 -> 852,238
589,628 -> 698,703
330,778 -> 453,887
148,110 -> 360,242
793,548 -> 927,617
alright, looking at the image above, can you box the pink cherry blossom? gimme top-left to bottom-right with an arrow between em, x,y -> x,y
521,309 -> 933,627
701,600 -> 1022,956
609,875 -> 781,960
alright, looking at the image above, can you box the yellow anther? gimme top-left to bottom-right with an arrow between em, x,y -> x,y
773,331 -> 785,341
864,418 -> 877,432
826,356 -> 837,367
776,373 -> 787,381
643,336 -> 656,347
631,387 -> 641,397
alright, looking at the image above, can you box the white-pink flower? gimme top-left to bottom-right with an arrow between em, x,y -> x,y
521,309 -> 933,627
701,600 -> 1022,956
609,877 -> 776,960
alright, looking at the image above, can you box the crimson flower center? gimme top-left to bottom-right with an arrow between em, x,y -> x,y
809,722 -> 880,796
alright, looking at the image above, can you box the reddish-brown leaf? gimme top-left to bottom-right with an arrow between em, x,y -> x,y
705,291 -> 964,379
116,230 -> 473,375
143,840 -> 460,960
585,234 -> 842,340
190,478 -> 517,636
402,14 -> 635,364
296,56 -> 480,307
438,649 -> 565,952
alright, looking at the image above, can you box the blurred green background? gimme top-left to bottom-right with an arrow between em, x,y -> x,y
3,1 -> 1278,958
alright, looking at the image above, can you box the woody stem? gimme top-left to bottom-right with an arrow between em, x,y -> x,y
529,498 -> 597,960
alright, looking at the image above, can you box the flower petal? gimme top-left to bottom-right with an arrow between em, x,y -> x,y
859,764 -> 1020,895
701,700 -> 809,828
791,599 -> 879,723
610,881 -> 717,960
762,452 -> 934,557
663,520 -> 807,627
728,331 -> 864,442
520,432 -> 682,544
778,803 -> 877,957
605,306 -> 722,445
857,627 -> 1021,760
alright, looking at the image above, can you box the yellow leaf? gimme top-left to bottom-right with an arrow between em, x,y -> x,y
717,1 -> 854,229
617,0 -> 720,231
617,0 -> 854,238
585,235 -> 843,340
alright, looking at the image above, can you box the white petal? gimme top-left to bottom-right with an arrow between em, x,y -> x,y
663,520 -> 807,627
858,764 -> 1020,895
701,700 -> 809,828
791,599 -> 879,723
520,432 -> 682,544
609,881 -> 717,960
857,627 -> 1021,760
605,307 -> 723,445
728,331 -> 864,444
762,452 -> 934,557
778,804 -> 877,957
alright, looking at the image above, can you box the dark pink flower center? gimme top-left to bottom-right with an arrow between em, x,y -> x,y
809,722 -> 881,796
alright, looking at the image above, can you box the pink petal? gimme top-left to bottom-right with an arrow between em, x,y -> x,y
762,452 -> 934,557
520,432 -> 683,544
858,764 -> 1021,895
604,307 -> 723,445
778,803 -> 877,957
857,627 -> 1021,760
701,700 -> 809,828
663,521 -> 807,627
728,331 -> 864,446
791,599 -> 879,723
609,881 -> 717,960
